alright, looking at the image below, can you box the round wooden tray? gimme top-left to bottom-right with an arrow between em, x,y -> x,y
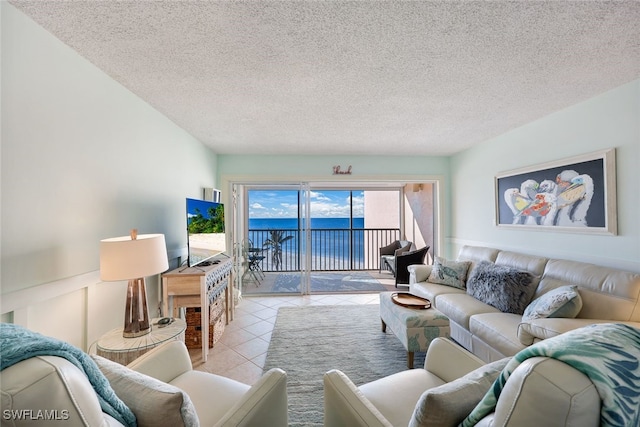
391,292 -> 432,309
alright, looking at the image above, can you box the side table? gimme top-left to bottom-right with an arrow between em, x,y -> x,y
96,318 -> 186,365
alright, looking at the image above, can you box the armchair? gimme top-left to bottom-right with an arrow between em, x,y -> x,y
379,240 -> 412,275
324,337 -> 602,427
128,341 -> 288,427
394,246 -> 429,287
1,337 -> 288,427
324,338 -> 485,427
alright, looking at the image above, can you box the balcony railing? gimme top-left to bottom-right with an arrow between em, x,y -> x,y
247,228 -> 401,272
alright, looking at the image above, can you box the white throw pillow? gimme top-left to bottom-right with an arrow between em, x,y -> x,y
91,355 -> 199,427
522,285 -> 582,321
408,357 -> 510,427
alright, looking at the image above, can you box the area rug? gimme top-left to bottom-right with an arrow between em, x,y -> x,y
273,272 -> 386,293
263,304 -> 426,426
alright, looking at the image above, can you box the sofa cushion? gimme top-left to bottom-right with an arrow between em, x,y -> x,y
469,313 -> 527,357
408,357 -> 510,427
359,369 -> 447,427
517,318 -> 603,346
92,355 -> 199,427
494,251 -> 547,278
536,259 -> 640,322
435,293 -> 500,329
428,257 -> 471,290
410,281 -> 466,303
522,285 -> 582,322
170,370 -> 251,427
466,262 -> 535,315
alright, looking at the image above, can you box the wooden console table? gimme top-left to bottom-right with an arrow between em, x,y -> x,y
162,258 -> 233,362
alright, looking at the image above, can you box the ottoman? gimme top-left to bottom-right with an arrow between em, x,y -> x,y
379,291 -> 450,368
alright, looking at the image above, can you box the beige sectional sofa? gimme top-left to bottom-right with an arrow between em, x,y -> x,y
408,245 -> 640,362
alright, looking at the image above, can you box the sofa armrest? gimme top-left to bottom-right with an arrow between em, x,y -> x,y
517,319 -> 640,346
215,368 -> 288,427
408,264 -> 432,284
424,338 -> 485,383
323,369 -> 392,427
127,341 -> 192,383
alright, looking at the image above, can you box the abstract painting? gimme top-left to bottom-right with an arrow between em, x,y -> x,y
495,149 -> 617,234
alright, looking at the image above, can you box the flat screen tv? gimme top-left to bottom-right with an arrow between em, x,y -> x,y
186,198 -> 226,267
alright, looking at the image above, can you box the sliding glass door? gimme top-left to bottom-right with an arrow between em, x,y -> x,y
235,184 -> 307,294
230,178 -> 440,297
239,184 -> 406,295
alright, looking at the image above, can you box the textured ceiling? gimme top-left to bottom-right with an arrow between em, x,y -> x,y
9,1 -> 640,156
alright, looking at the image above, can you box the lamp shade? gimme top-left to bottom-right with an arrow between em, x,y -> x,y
100,233 -> 169,281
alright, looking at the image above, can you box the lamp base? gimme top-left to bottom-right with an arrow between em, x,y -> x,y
123,278 -> 151,338
123,329 -> 151,338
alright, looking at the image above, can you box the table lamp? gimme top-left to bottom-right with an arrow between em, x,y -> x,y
100,230 -> 169,338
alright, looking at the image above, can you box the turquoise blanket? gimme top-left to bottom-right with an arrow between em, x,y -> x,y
461,323 -> 640,427
0,323 -> 136,427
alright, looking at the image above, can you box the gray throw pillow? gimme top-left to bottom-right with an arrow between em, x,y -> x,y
408,357 -> 510,427
91,355 -> 200,427
428,257 -> 471,289
466,261 -> 535,314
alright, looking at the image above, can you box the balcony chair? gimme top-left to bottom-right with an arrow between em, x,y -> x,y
394,246 -> 429,287
241,239 -> 265,284
379,240 -> 413,274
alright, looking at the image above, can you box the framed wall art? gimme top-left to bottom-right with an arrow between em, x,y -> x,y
495,149 -> 617,235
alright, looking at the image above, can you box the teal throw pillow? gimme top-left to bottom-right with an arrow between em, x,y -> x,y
522,285 -> 582,322
427,257 -> 471,289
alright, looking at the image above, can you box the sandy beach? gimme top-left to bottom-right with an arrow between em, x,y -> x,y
189,232 -> 226,254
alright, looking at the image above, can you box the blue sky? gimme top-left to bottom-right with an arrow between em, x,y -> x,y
249,190 -> 364,219
186,198 -> 220,219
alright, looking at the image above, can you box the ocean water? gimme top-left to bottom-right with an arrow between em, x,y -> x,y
249,217 -> 364,229
248,217 -> 366,269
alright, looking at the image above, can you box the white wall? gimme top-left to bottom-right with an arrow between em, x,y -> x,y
1,3 -> 218,348
217,154 -> 450,178
217,154 -> 451,262
450,80 -> 640,272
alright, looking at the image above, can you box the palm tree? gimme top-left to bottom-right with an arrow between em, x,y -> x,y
263,229 -> 294,270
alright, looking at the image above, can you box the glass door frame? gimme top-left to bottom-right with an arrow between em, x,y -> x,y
236,183 -> 309,295
226,177 -> 443,297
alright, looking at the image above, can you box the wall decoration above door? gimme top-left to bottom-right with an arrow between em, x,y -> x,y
495,149 -> 617,235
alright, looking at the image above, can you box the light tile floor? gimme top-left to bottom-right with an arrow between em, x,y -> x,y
188,292 -> 387,385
